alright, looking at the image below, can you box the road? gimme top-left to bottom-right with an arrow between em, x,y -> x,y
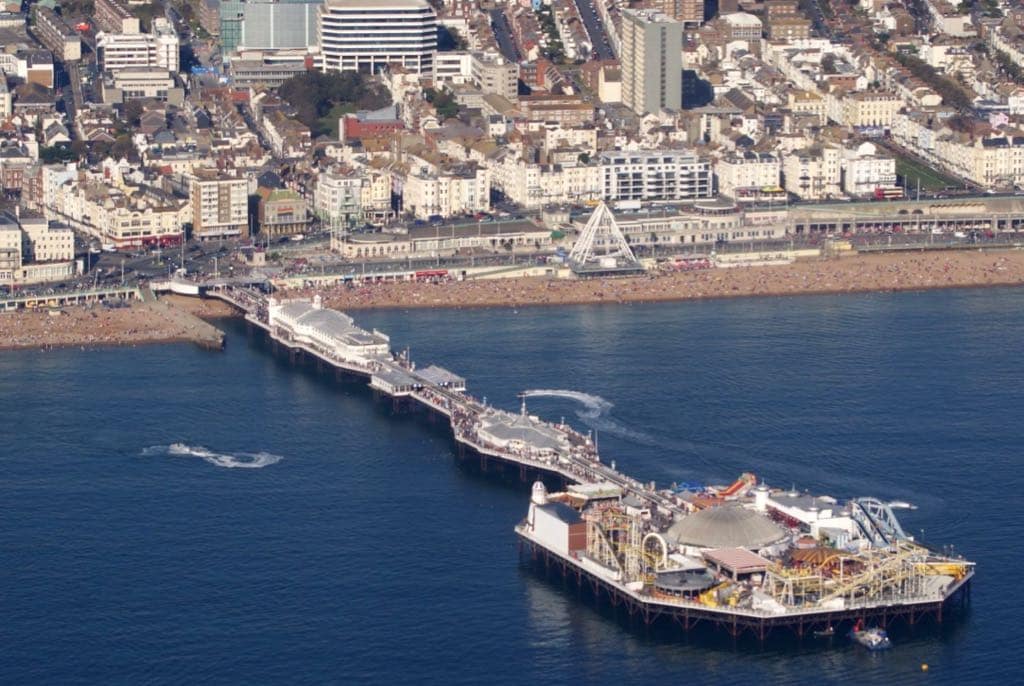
489,9 -> 521,63
572,0 -> 615,60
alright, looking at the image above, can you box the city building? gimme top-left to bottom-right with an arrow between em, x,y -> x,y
0,79 -> 10,120
336,220 -> 552,260
401,161 -> 490,219
97,19 -> 180,74
228,49 -> 312,87
314,167 -> 365,226
642,0 -> 704,27
94,0 -> 140,34
104,68 -> 183,104
467,52 -> 518,102
189,168 -> 249,240
600,150 -> 713,203
841,143 -> 898,197
620,9 -> 683,115
0,210 -> 78,285
198,0 -> 222,38
782,146 -> 842,200
78,180 -> 191,250
339,104 -> 405,142
219,0 -> 321,54
715,152 -> 782,200
32,6 -> 82,62
257,187 -> 308,237
318,0 -> 437,75
519,93 -> 594,125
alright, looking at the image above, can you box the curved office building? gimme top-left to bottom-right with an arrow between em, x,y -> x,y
318,0 -> 437,75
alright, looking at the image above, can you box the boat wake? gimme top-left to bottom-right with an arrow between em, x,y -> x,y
141,443 -> 284,469
521,389 -> 660,447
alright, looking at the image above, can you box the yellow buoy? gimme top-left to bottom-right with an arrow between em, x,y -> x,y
921,664 -> 929,672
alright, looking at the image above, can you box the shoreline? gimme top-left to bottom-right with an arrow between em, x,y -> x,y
5,250 -> 1024,350
0,298 -> 224,352
298,250 -> 1024,313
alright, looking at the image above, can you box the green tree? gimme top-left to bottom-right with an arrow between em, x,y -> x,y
278,71 -> 392,137
111,134 -> 139,162
40,145 -> 77,164
424,87 -> 461,119
124,99 -> 144,127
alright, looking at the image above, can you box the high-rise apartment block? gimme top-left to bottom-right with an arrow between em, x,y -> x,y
189,169 -> 249,240
620,9 -> 683,115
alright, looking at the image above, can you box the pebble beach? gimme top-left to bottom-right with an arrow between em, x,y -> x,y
5,250 -> 1024,350
304,250 -> 1024,311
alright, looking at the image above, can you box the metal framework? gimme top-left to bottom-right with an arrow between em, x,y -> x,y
521,537 -> 970,643
850,497 -> 910,546
568,202 -> 642,273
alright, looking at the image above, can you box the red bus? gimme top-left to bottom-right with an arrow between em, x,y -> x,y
414,269 -> 449,281
873,187 -> 904,200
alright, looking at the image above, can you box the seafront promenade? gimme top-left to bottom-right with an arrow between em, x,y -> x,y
5,249 -> 1024,350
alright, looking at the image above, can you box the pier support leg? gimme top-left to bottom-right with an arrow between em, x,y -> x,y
520,465 -> 527,482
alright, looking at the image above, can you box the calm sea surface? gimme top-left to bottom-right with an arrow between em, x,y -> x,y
2,288 -> 1021,685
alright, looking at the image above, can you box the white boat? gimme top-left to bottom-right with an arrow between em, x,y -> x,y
850,626 -> 891,650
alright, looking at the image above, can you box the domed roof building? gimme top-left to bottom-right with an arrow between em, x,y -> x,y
666,505 -> 789,551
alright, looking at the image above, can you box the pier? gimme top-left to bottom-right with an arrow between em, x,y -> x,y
203,284 -> 974,644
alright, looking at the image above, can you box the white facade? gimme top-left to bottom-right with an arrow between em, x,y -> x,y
491,158 -> 602,209
268,298 -> 391,367
318,0 -> 437,75
716,154 -> 781,199
402,165 -> 490,219
315,169 -> 365,225
842,143 -> 897,196
600,150 -> 713,203
108,69 -> 177,101
97,19 -> 180,74
782,147 -> 842,200
0,78 -> 10,120
0,214 -> 77,285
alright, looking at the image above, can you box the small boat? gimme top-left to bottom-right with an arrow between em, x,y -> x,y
813,626 -> 835,638
849,626 -> 891,651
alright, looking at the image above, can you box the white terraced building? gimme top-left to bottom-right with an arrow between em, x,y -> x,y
317,0 -> 437,75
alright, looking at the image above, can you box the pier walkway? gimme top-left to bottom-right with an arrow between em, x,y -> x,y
202,285 -> 973,642
207,285 -> 684,515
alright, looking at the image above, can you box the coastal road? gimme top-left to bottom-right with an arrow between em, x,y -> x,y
573,0 -> 615,60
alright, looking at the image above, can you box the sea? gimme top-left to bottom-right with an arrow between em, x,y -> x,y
1,287 -> 1021,685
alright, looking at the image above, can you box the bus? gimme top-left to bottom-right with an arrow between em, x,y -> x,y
873,187 -> 904,201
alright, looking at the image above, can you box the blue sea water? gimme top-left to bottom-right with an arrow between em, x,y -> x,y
1,288 -> 1021,685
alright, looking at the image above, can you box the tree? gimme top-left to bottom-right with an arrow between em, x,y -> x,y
894,53 -> 973,111
40,145 -> 77,164
111,134 -> 138,162
124,99 -> 144,127
278,71 -> 392,137
424,88 -> 460,119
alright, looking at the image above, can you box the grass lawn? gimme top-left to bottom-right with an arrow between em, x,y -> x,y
895,155 -> 962,192
318,102 -> 357,139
